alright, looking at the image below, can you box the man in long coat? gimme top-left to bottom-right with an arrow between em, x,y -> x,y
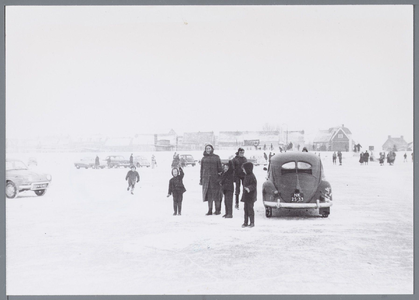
200,144 -> 223,215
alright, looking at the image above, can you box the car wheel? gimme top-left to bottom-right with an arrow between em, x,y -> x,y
6,181 -> 18,199
76,166 -> 80,169
85,166 -> 88,169
265,207 -> 272,218
320,207 -> 330,218
192,164 -> 195,167
34,189 -> 47,196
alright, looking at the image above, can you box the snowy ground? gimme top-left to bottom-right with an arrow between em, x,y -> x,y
5,150 -> 413,295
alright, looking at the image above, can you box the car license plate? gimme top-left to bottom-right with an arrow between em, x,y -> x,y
34,183 -> 48,189
291,193 -> 304,202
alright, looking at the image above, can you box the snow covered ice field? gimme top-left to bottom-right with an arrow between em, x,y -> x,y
6,150 -> 413,295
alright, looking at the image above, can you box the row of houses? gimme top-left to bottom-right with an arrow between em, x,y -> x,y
6,125 -> 412,153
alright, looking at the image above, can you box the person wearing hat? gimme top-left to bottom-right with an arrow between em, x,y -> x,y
200,144 -> 223,215
125,165 -> 140,195
232,148 -> 247,210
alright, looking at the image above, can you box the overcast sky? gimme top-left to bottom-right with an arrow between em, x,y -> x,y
5,5 -> 413,148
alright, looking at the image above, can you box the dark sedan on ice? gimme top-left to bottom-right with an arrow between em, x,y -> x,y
262,152 -> 333,218
6,159 -> 52,198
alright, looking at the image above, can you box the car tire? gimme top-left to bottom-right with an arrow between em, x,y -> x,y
34,189 -> 47,196
265,207 -> 272,218
76,166 -> 80,169
192,164 -> 195,167
6,181 -> 18,199
320,207 -> 330,218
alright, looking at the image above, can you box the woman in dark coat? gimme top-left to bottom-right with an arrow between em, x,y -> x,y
200,144 -> 223,215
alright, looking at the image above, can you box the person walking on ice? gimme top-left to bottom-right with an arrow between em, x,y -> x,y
125,165 -> 140,195
167,167 -> 186,216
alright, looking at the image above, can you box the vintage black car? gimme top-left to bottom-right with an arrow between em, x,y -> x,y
74,157 -> 107,169
179,154 -> 196,167
105,155 -> 131,168
262,152 -> 333,218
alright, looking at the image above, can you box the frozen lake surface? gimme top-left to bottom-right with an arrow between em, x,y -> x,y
6,150 -> 413,295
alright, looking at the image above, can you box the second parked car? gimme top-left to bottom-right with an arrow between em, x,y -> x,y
134,155 -> 151,168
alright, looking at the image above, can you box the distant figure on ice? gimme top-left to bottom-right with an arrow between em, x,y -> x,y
129,153 -> 134,166
363,151 -> 369,165
241,162 -> 257,228
387,151 -> 396,165
95,155 -> 100,169
337,151 -> 342,165
220,160 -> 234,219
332,152 -> 337,165
151,155 -> 157,168
171,152 -> 180,168
359,152 -> 364,165
404,153 -> 407,162
302,147 -> 308,152
378,152 -> 385,166
125,165 -> 140,195
167,167 -> 186,216
200,144 -> 223,216
232,148 -> 247,210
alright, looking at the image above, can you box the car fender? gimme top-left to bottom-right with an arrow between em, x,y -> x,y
262,180 -> 279,202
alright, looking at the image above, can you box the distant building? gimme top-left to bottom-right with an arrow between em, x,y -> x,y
218,131 -> 244,148
382,135 -> 410,152
180,132 -> 215,150
313,125 -> 353,151
155,130 -> 177,151
131,134 -> 155,152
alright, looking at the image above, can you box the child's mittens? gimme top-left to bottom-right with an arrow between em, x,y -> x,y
244,187 -> 250,193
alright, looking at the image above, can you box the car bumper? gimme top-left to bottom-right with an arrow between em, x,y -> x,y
264,199 -> 333,209
19,182 -> 50,191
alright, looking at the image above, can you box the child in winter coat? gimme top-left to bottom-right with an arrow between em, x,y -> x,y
167,167 -> 186,216
241,162 -> 257,228
125,165 -> 140,195
220,160 -> 234,218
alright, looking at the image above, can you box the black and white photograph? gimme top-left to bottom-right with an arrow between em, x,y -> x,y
4,4 -> 413,296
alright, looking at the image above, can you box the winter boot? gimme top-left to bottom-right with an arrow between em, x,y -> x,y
206,210 -> 212,216
241,223 -> 248,228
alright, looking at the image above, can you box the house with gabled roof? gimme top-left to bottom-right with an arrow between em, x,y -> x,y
313,125 -> 353,151
382,135 -> 410,151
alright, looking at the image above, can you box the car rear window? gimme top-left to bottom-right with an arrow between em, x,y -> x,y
281,161 -> 312,175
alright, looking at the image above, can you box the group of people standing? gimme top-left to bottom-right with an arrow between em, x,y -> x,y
167,145 -> 257,228
200,144 -> 256,227
359,151 -> 370,165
